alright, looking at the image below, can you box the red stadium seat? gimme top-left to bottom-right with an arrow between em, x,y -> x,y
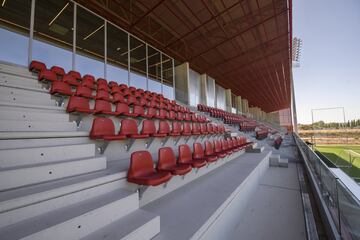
168,111 -> 176,120
95,90 -> 111,101
214,140 -> 227,158
170,122 -> 182,136
193,142 -> 217,162
66,96 -> 92,114
207,123 -> 214,134
94,100 -> 117,115
200,123 -> 208,135
178,144 -> 206,168
82,75 -> 95,89
50,66 -> 65,77
62,74 -> 80,86
112,93 -> 126,103
157,147 -> 192,175
127,95 -> 138,105
29,60 -> 46,73
144,107 -> 157,118
127,151 -> 172,186
204,141 -> 219,161
182,122 -> 192,136
157,109 -> 168,119
108,81 -> 118,89
50,81 -> 72,96
115,103 -> 138,117
133,105 -> 146,117
111,86 -> 122,94
140,120 -> 167,137
68,70 -> 82,81
184,113 -> 191,121
176,112 -> 184,121
38,69 -> 57,82
97,84 -> 109,92
75,86 -> 93,99
97,78 -> 108,86
90,118 -> 126,140
221,139 -> 232,155
119,119 -> 149,139
191,123 -> 200,135
158,121 -> 171,136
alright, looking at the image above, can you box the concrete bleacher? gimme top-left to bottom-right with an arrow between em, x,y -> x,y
0,61 -> 303,239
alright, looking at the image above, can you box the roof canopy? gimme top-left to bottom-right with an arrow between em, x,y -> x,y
76,0 -> 292,112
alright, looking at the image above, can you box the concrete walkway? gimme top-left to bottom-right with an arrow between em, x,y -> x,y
228,144 -> 306,240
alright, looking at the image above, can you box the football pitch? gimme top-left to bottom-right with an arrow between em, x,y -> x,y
316,145 -> 360,181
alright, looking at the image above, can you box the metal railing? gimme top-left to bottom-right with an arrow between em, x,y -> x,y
294,134 -> 360,239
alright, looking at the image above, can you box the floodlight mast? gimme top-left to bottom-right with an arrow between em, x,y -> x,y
292,37 -> 302,68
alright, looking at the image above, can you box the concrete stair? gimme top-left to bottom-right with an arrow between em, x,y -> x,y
0,62 -> 160,240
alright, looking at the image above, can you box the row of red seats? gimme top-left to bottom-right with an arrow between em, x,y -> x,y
29,60 -> 186,110
66,96 -> 208,122
127,137 -> 253,186
197,104 -> 257,125
89,117 -> 225,140
239,122 -> 257,132
255,130 -> 269,140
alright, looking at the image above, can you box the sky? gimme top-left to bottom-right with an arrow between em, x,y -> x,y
293,0 -> 360,124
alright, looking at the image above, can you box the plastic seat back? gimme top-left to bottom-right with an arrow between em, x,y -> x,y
115,102 -> 131,115
172,122 -> 182,134
133,105 -> 145,116
193,142 -> 204,159
127,95 -> 138,105
205,141 -> 215,156
158,121 -> 170,135
29,60 -> 46,72
120,119 -> 139,136
221,139 -> 228,151
66,96 -> 91,113
76,86 -> 93,98
159,109 -> 168,118
178,144 -> 193,164
128,151 -> 155,178
158,147 -> 177,170
50,66 -> 65,76
68,70 -> 82,81
50,81 -> 72,95
90,118 -> 115,139
214,140 -> 222,153
96,90 -> 110,101
192,123 -> 200,134
94,100 -> 112,113
112,93 -> 125,103
141,120 -> 157,135
182,122 -> 192,134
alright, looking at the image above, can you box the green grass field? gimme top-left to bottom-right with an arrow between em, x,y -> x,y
316,145 -> 360,181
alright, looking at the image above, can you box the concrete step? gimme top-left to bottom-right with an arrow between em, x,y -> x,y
0,119 -> 76,132
0,136 -> 90,150
0,131 -> 88,140
0,180 -> 133,228
0,108 -> 69,122
81,209 -> 160,240
0,156 -> 106,191
0,91 -> 55,106
0,162 -> 126,215
0,143 -> 96,168
0,189 -> 138,240
0,73 -> 42,88
0,84 -> 49,98
0,63 -> 36,79
0,101 -> 65,113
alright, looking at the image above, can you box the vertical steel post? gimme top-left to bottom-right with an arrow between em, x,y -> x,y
28,0 -> 36,65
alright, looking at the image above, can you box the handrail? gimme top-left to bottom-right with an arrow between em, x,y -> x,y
293,133 -> 360,240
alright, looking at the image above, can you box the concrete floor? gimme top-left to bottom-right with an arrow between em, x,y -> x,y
228,140 -> 306,240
